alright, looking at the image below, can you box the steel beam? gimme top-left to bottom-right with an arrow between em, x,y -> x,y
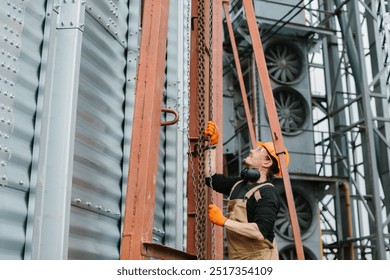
120,0 -> 170,260
209,0 -> 225,260
31,0 -> 86,260
187,0 -> 224,260
242,0 -> 305,260
186,0 -> 200,257
142,243 -> 197,260
223,0 -> 257,148
335,0 -> 386,259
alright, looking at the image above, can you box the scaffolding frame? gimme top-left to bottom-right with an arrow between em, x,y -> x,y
224,0 -> 390,259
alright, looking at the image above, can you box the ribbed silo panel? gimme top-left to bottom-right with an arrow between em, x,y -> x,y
85,0 -> 129,48
160,3 -> 180,248
68,207 -> 120,259
0,186 -> 28,259
154,139 -> 166,244
152,1 -> 188,250
68,9 -> 127,259
0,0 -> 46,259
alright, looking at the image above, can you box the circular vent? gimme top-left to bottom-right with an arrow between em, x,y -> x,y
273,87 -> 308,135
275,190 -> 314,240
279,245 -> 316,260
265,41 -> 304,84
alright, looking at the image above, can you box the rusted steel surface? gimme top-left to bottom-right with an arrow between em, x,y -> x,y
186,0 -> 199,257
187,0 -> 224,260
142,243 -> 197,260
222,0 -> 257,148
209,0 -> 224,260
120,0 -> 170,260
242,0 -> 305,260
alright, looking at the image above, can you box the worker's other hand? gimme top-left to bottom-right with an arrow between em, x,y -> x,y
208,204 -> 227,226
205,121 -> 219,145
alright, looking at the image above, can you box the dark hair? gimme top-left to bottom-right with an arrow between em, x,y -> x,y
266,152 -> 279,181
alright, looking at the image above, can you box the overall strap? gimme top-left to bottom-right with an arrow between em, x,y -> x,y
244,183 -> 274,202
227,180 -> 244,200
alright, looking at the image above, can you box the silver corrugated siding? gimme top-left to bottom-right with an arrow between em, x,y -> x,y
152,0 -> 189,250
162,3 -> 180,248
0,0 -> 46,260
68,1 -> 129,259
120,0 -> 140,244
0,0 -> 189,259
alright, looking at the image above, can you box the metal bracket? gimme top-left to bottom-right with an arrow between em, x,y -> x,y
142,242 -> 197,260
56,0 -> 86,30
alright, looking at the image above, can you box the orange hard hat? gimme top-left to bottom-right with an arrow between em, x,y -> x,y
258,141 -> 289,177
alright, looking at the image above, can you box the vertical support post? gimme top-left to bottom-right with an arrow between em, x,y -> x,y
208,0 -> 224,260
222,0 -> 256,148
187,0 -> 224,259
345,0 -> 386,259
186,0 -> 199,257
120,0 -> 170,260
242,0 -> 305,260
31,0 -> 86,259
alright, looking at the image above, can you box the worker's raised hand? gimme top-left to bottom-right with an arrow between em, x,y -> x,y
205,121 -> 219,145
208,204 -> 227,226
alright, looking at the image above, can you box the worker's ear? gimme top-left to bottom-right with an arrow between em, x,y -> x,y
262,158 -> 273,169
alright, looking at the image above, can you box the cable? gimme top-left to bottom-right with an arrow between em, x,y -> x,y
262,0 -> 316,44
227,0 -> 316,63
260,0 -> 305,40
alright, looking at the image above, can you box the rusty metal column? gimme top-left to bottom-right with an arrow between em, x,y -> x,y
222,0 -> 256,148
242,0 -> 305,260
120,0 -> 170,260
208,0 -> 224,260
187,0 -> 223,260
186,0 -> 199,257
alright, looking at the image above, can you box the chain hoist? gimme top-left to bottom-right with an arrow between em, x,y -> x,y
194,0 -> 208,260
208,0 -> 216,260
187,0 -> 217,260
185,0 -> 201,259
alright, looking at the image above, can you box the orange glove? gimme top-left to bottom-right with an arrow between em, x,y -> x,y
204,121 -> 219,145
208,204 -> 227,226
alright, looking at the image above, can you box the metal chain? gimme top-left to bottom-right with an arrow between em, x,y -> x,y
187,0 -> 217,260
185,0 -> 200,259
208,0 -> 216,260
209,0 -> 214,124
195,0 -> 208,260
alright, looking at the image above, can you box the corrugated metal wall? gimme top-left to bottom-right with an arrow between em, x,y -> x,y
0,0 -> 46,260
68,0 -> 130,259
0,0 -> 190,259
153,0 -> 189,251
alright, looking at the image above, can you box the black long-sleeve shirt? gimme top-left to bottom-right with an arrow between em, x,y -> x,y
206,174 -> 280,242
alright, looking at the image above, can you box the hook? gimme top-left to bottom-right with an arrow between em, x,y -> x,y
160,108 -> 179,126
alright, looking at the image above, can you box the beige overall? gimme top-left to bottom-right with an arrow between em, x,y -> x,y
225,181 -> 279,260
